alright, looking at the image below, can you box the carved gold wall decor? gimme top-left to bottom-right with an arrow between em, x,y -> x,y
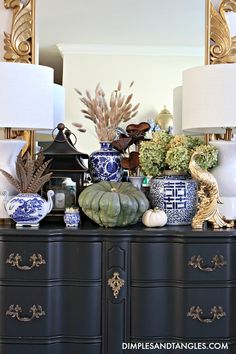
108,272 -> 125,299
187,305 -> 226,324
208,0 -> 236,64
189,151 -> 233,229
4,0 -> 35,63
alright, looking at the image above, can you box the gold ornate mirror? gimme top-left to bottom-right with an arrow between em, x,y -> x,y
4,0 -> 36,63
207,0 -> 236,64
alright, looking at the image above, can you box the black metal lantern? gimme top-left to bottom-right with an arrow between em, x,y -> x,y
42,123 -> 89,219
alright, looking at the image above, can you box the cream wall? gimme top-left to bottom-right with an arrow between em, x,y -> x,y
62,51 -> 203,154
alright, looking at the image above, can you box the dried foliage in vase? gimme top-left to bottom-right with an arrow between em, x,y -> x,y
74,81 -> 140,141
0,153 -> 52,193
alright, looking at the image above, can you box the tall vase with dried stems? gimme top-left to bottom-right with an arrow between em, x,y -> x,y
74,81 -> 139,182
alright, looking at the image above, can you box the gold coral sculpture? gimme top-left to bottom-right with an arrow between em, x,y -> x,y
189,152 -> 233,229
4,0 -> 35,63
209,0 -> 236,64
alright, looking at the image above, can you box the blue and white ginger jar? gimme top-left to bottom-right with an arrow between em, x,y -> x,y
64,210 -> 80,227
150,175 -> 197,225
89,141 -> 122,182
6,190 -> 54,228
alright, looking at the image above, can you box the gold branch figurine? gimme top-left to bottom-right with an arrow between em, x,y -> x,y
189,151 -> 233,229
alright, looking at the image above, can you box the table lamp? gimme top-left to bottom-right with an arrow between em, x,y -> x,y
182,63 -> 236,219
36,83 -> 65,137
173,86 -> 183,135
0,62 -> 54,220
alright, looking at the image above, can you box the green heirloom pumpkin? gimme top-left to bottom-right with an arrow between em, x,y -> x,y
79,181 -> 149,227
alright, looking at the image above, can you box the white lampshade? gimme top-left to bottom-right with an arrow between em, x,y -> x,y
0,62 -> 54,130
36,84 -> 65,135
182,64 -> 236,133
173,86 -> 183,135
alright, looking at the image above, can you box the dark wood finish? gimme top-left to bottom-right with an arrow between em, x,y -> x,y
0,223 -> 235,353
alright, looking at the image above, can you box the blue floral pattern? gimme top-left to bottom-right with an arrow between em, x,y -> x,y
64,211 -> 80,227
89,142 -> 123,182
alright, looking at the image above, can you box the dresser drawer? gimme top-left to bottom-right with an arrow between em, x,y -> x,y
0,241 -> 101,281
131,285 -> 236,339
0,284 -> 101,338
131,242 -> 233,282
0,342 -> 102,354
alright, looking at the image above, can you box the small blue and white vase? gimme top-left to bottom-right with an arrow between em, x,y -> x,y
88,141 -> 123,182
150,174 -> 197,225
64,210 -> 80,228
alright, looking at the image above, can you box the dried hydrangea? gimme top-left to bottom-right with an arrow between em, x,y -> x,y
194,145 -> 218,170
139,131 -> 218,177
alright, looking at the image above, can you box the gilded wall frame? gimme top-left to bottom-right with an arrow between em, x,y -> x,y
206,0 -> 236,64
4,0 -> 36,64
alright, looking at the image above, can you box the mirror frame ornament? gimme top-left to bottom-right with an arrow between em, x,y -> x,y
3,0 -> 36,155
4,0 -> 35,64
206,0 -> 236,64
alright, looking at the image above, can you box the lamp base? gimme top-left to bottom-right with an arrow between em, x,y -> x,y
218,197 -> 236,220
210,141 -> 236,221
0,140 -> 26,220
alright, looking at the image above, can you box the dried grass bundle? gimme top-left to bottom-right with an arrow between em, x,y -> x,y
74,81 -> 139,141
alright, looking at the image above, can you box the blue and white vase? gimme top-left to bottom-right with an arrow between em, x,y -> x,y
89,141 -> 122,182
64,210 -> 80,227
5,190 -> 54,228
149,175 -> 197,225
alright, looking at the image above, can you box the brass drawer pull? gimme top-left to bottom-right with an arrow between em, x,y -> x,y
188,255 -> 226,272
6,304 -> 45,322
108,272 -> 125,299
187,306 -> 226,324
6,253 -> 46,271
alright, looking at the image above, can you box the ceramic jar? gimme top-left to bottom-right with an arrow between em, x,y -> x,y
128,176 -> 144,190
64,210 -> 80,227
5,190 -> 54,228
88,141 -> 122,182
150,175 -> 197,225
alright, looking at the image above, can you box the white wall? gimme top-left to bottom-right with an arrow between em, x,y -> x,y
62,50 -> 203,154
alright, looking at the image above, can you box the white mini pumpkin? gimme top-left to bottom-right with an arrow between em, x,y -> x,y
142,207 -> 167,227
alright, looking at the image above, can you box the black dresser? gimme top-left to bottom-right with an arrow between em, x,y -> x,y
0,222 -> 235,354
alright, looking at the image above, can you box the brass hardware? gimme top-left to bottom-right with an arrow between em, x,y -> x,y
187,306 -> 226,324
188,255 -> 226,272
189,151 -> 233,229
6,304 -> 45,322
6,253 -> 46,271
108,272 -> 125,299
